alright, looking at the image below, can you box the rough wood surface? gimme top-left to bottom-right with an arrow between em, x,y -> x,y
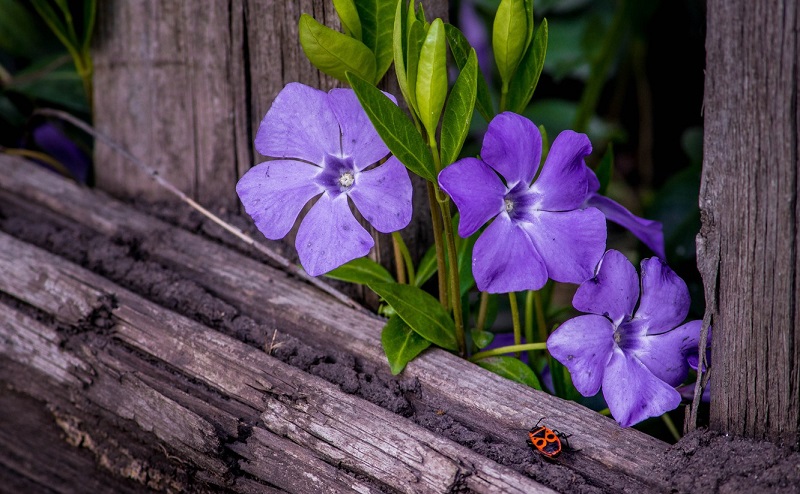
0,154 -> 672,492
701,0 -> 800,444
0,228 -> 554,494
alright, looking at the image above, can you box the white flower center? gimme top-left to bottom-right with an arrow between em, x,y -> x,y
339,171 -> 355,188
504,198 -> 514,213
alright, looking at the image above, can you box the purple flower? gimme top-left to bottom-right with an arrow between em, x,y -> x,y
438,112 -> 607,293
582,167 -> 666,259
547,250 -> 702,427
237,83 -> 412,276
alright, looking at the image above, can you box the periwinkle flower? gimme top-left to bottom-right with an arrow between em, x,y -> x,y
438,112 -> 607,293
582,167 -> 666,259
237,83 -> 412,276
547,250 -> 702,427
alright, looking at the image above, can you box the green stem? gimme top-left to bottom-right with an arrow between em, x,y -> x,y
661,413 -> 681,442
476,291 -> 489,332
509,292 -> 522,357
427,182 -> 448,309
469,342 -> 548,362
499,80 -> 509,112
391,232 -> 407,284
533,290 -> 548,342
439,196 -> 466,356
524,290 -> 536,365
392,232 -> 415,285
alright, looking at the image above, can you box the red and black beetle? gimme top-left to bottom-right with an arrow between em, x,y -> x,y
527,417 -> 572,458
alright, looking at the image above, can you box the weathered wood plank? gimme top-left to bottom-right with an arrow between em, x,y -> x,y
0,154 -> 671,491
0,230 -> 554,493
702,0 -> 800,443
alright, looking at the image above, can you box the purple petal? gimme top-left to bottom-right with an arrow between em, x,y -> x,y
573,249 -> 639,324
473,214 -> 548,293
530,130 -> 592,211
327,88 -> 392,170
602,349 -> 682,427
439,157 -> 506,237
349,156 -> 413,233
236,160 -> 322,239
523,208 -> 607,285
296,194 -> 374,276
585,193 -> 666,259
547,315 -> 615,396
635,257 -> 690,334
255,83 -> 340,163
480,112 -> 542,185
584,165 -> 601,194
634,319 -> 702,386
32,123 -> 91,183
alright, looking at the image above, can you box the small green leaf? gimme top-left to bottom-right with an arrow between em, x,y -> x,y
471,329 -> 495,349
381,315 -> 431,374
444,23 -> 494,122
325,257 -> 395,285
477,357 -> 542,390
333,0 -> 362,40
392,0 -> 412,110
507,18 -> 548,114
347,72 -> 436,181
415,18 -> 447,140
0,0 -> 53,58
595,143 -> 614,196
369,282 -> 458,351
492,0 -> 528,86
405,19 -> 425,115
413,244 -> 438,287
353,0 -> 396,82
440,48 -> 477,167
299,14 -> 376,84
81,0 -> 97,53
8,60 -> 87,112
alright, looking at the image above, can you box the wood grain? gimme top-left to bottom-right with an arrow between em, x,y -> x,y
702,0 -> 800,444
0,154 -> 671,492
0,229 -> 554,493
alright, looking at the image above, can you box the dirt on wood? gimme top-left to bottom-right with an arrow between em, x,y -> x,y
1,199 -> 798,494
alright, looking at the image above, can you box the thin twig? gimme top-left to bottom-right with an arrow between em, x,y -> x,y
34,108 -> 363,311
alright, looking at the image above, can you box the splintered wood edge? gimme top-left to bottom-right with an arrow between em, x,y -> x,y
0,230 -> 553,494
0,155 -> 669,488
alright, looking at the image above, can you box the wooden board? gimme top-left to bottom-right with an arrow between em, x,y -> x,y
0,155 -> 671,492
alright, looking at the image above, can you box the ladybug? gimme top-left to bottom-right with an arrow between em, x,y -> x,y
527,418 -> 572,458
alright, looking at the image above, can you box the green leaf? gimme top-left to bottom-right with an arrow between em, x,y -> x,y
334,0 -> 362,39
477,357 -> 542,390
381,315 -> 431,374
413,244 -> 438,287
353,0 -> 396,82
444,23 -> 494,122
595,142 -> 613,196
440,48 -> 477,167
522,0 -> 535,47
7,60 -> 87,112
369,282 -> 458,351
507,18 -> 548,114
325,257 -> 395,285
392,0 -> 412,110
405,19 -> 425,115
81,0 -> 97,53
0,0 -> 54,57
347,72 -> 436,181
299,14 -> 376,84
0,94 -> 25,127
492,0 -> 528,86
415,18 -> 447,140
470,328 -> 494,349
